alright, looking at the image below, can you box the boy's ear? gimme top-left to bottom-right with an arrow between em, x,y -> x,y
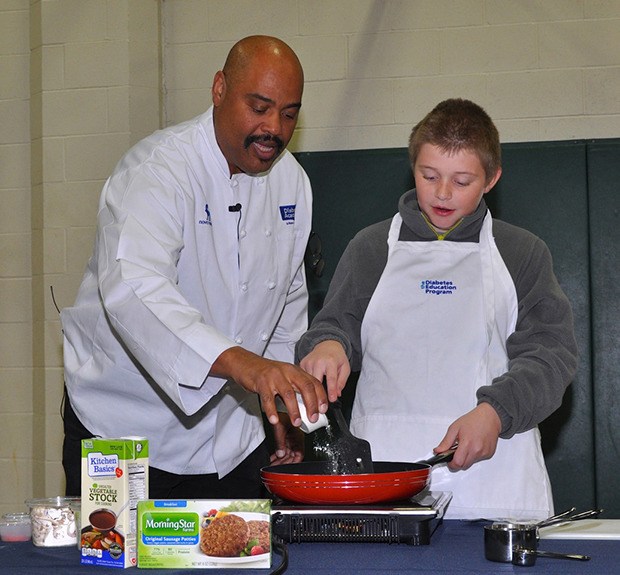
483,167 -> 502,194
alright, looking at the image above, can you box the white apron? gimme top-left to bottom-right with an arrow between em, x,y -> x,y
350,213 -> 553,520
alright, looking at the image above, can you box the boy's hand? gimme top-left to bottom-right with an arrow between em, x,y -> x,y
299,340 -> 350,402
434,403 -> 501,470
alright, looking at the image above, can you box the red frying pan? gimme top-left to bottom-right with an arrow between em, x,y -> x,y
261,450 -> 455,505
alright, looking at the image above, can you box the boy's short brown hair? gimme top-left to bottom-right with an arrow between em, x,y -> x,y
408,98 -> 501,183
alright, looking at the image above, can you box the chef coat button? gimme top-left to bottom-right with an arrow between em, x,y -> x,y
265,229 -> 272,237
267,281 -> 276,290
260,332 -> 269,341
231,179 -> 239,188
258,177 -> 264,185
235,337 -> 243,344
240,229 -> 247,238
240,282 -> 248,292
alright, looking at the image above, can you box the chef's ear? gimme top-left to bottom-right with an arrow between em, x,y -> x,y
483,167 -> 502,194
212,70 -> 226,106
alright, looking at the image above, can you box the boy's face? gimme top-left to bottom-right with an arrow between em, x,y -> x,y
414,143 -> 501,232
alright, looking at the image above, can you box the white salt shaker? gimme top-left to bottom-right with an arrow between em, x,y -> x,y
296,393 -> 328,433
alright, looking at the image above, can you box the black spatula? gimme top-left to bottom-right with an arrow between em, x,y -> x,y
324,400 -> 374,474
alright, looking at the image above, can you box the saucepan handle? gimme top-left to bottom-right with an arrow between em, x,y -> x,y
420,447 -> 457,467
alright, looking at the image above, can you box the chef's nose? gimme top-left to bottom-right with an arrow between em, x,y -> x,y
261,110 -> 282,136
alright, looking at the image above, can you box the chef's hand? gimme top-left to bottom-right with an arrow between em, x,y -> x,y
299,340 -> 350,402
211,346 -> 327,428
434,403 -> 501,471
269,414 -> 305,465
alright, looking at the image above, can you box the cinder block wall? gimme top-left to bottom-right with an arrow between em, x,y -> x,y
1,0 -> 33,516
1,0 -> 619,514
163,0 -> 620,148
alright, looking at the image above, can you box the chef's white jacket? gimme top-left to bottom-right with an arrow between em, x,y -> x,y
61,106 -> 312,477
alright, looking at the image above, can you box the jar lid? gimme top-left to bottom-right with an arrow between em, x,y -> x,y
25,496 -> 81,509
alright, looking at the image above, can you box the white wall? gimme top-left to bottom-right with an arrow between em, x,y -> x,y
1,0 -> 619,514
0,0 -> 33,516
162,0 -> 620,151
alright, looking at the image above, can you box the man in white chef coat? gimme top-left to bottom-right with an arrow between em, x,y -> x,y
61,35 -> 327,499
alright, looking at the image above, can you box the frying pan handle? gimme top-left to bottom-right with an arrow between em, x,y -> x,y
420,447 -> 456,467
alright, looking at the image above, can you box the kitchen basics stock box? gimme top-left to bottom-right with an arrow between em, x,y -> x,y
81,437 -> 149,568
137,499 -> 272,569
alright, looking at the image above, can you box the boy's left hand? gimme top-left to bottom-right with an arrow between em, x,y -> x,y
433,403 -> 501,471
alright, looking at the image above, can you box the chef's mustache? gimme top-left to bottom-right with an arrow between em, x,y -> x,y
244,134 -> 284,155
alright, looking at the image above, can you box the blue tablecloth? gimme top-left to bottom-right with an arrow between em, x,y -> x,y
1,520 -> 618,574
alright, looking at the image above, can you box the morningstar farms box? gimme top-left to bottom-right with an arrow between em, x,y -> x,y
137,500 -> 271,569
81,437 -> 149,568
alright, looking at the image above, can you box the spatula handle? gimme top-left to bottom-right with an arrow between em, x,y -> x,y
326,402 -> 351,435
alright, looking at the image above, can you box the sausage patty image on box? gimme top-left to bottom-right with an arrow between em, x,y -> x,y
137,500 -> 271,569
81,437 -> 148,568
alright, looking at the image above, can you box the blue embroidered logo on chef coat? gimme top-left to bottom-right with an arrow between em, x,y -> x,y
420,279 -> 456,295
199,203 -> 212,226
279,204 -> 296,224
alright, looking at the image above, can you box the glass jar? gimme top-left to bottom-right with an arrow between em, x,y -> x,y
0,513 -> 32,542
25,496 -> 81,547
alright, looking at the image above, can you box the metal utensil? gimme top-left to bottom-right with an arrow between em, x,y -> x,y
534,507 -> 576,529
323,401 -> 374,474
537,508 -> 604,530
512,546 -> 590,567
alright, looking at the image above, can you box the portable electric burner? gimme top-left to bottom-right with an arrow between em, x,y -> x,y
271,490 -> 452,546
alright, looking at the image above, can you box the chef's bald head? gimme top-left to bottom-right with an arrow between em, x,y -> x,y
221,35 -> 304,89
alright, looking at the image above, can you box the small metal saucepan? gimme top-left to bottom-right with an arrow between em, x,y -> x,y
484,522 -> 538,563
484,507 -> 602,564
